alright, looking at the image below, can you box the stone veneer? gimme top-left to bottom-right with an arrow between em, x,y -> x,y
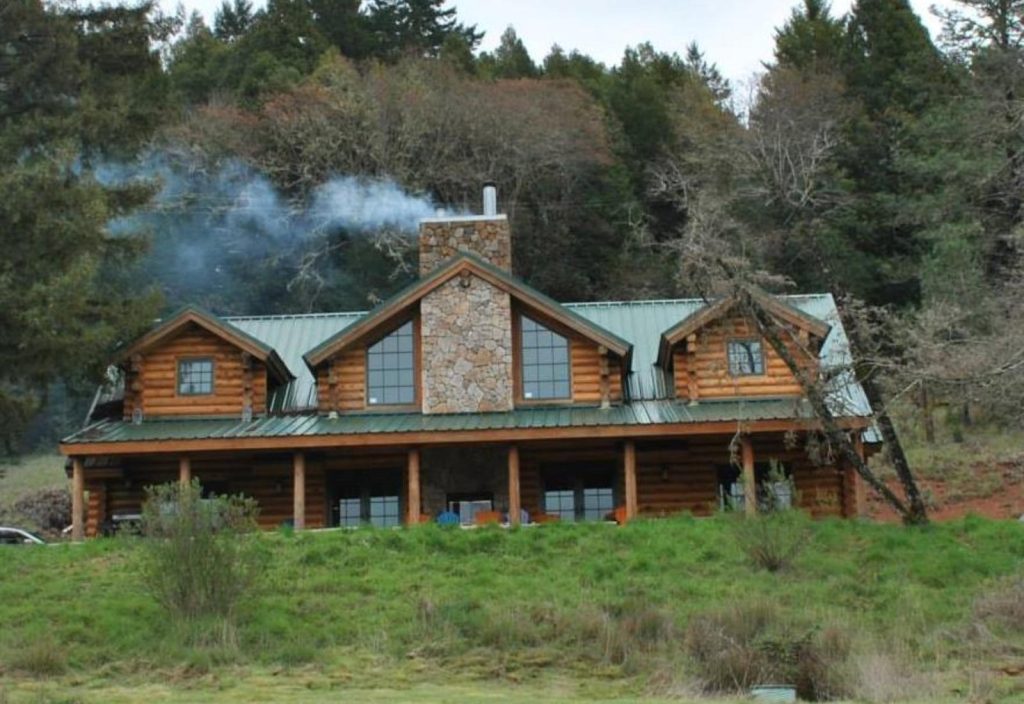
420,446 -> 509,516
419,215 -> 512,274
420,273 -> 514,413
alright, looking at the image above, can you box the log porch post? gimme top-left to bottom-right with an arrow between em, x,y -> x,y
853,433 -> 867,517
292,452 -> 306,531
178,457 -> 191,486
740,436 -> 757,516
407,448 -> 421,525
71,457 -> 85,542
623,440 -> 637,520
508,445 -> 521,526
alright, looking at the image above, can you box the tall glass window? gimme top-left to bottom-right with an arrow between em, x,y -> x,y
177,358 -> 213,395
521,316 -> 570,400
727,340 -> 764,376
366,321 -> 415,406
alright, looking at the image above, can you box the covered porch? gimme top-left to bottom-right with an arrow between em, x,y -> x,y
67,431 -> 867,538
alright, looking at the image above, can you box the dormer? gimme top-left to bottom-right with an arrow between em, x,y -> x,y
656,292 -> 830,404
119,306 -> 292,421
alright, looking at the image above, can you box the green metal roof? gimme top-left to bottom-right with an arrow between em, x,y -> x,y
65,398 -> 822,445
228,311 -> 363,411
78,285 -> 871,445
302,253 -> 633,368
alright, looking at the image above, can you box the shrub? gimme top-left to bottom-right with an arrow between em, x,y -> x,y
12,487 -> 70,535
6,637 -> 67,677
973,576 -> 1024,633
684,601 -> 850,701
139,480 -> 263,646
730,510 -> 810,572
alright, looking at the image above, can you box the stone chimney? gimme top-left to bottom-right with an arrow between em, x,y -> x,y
418,185 -> 514,414
418,184 -> 511,274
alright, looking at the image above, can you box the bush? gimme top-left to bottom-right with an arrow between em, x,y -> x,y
12,487 -> 70,535
973,576 -> 1024,633
6,637 -> 67,677
730,510 -> 810,572
139,480 -> 263,646
684,601 -> 850,701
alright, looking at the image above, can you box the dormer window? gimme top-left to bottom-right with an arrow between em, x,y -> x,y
366,320 -> 415,406
178,358 -> 214,395
728,340 -> 764,376
521,316 -> 570,400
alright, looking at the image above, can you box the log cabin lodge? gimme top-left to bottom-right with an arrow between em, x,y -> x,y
59,185 -> 874,539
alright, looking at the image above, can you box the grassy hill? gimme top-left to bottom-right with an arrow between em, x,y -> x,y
1,512 -> 1022,703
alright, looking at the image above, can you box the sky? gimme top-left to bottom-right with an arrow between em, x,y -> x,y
162,0 -> 963,85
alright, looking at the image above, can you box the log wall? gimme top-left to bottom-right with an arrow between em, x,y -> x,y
673,314 -> 816,402
85,456 -> 326,534
317,346 -> 367,413
125,323 -> 268,419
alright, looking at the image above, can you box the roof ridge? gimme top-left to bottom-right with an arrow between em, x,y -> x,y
566,293 -> 830,307
227,311 -> 367,321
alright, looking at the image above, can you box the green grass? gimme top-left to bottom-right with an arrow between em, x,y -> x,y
0,516 -> 1022,702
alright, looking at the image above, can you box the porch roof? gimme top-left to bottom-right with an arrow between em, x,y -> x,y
64,397 -> 826,447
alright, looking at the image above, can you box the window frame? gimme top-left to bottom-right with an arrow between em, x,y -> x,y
364,317 -> 419,410
514,310 -> 573,405
541,464 -> 616,522
726,338 -> 766,377
176,357 -> 215,397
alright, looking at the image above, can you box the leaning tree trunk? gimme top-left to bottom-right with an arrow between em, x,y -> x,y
737,287 -> 929,525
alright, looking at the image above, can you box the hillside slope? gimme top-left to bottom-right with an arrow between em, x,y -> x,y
1,516 -> 1022,703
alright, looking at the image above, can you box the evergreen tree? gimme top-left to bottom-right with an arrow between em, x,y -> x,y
308,0 -> 371,59
0,0 -> 165,452
490,26 -> 538,79
365,0 -> 482,60
773,0 -> 845,71
214,0 -> 254,41
684,42 -> 731,106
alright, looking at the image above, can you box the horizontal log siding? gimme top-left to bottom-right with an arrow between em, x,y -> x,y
85,457 -> 326,532
85,480 -> 106,538
635,435 -> 845,518
317,346 -> 366,413
126,323 -> 267,419
673,315 -> 816,402
570,340 -> 623,404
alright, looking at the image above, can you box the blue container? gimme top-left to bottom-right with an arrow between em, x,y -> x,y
750,684 -> 797,702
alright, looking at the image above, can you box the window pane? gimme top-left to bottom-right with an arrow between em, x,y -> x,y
728,340 -> 764,377
583,487 -> 614,521
544,489 -> 575,522
370,495 -> 400,527
339,498 -> 361,527
178,359 -> 213,395
520,317 -> 570,400
367,321 -> 415,405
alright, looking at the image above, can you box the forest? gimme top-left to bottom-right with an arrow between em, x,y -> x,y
2,0 -> 1023,453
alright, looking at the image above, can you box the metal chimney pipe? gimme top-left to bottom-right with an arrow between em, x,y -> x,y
482,182 -> 498,216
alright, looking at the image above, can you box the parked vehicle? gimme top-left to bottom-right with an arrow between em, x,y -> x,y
0,526 -> 46,545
